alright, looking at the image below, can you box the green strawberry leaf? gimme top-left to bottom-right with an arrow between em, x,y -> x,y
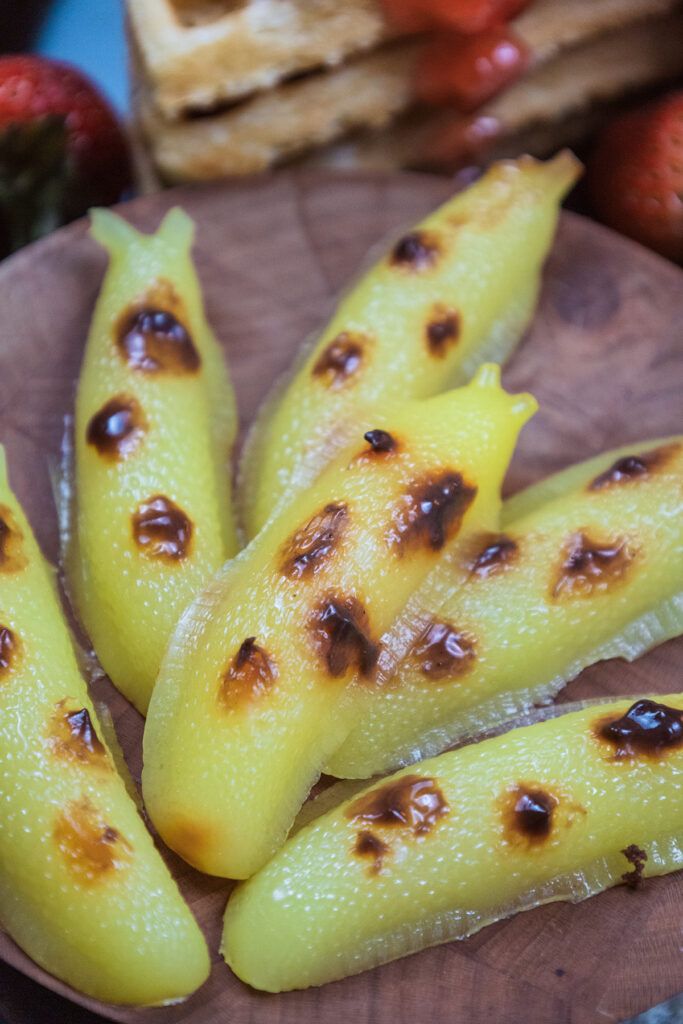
0,115 -> 71,257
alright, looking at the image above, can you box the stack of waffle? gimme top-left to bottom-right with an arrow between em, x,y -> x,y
129,0 -> 683,182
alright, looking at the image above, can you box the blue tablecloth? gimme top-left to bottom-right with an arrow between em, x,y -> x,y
37,0 -> 127,111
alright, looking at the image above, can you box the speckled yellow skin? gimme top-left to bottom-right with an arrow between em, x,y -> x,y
224,694 -> 683,992
68,209 -> 238,714
143,367 -> 535,879
0,452 -> 209,1006
329,438 -> 683,777
239,152 -> 579,538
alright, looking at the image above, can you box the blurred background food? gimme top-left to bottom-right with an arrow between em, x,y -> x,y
128,0 -> 683,182
0,0 -> 682,260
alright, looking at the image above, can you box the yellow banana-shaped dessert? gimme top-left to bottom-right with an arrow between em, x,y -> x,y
67,208 -> 238,714
0,450 -> 209,1005
329,438 -> 683,778
224,694 -> 683,992
143,366 -> 536,879
239,152 -> 579,538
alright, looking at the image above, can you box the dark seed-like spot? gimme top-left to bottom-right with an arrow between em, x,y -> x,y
312,332 -> 364,388
219,637 -> 277,711
132,495 -> 192,561
281,503 -> 347,579
353,830 -> 388,875
390,231 -> 440,271
66,709 -> 104,755
410,621 -> 476,682
426,307 -> 461,356
117,306 -> 199,374
0,626 -> 17,680
621,844 -> 647,889
0,507 -> 26,573
552,532 -> 633,598
469,534 -> 518,579
364,429 -> 396,454
503,784 -> 558,846
54,799 -> 132,884
514,790 -> 555,838
86,395 -> 145,460
597,699 -> 683,759
589,443 -> 680,490
68,708 -> 105,757
311,595 -> 378,679
591,455 -> 648,489
387,471 -> 477,554
347,775 -> 449,836
48,703 -> 109,766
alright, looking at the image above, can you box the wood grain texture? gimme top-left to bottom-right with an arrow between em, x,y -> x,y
0,171 -> 682,1024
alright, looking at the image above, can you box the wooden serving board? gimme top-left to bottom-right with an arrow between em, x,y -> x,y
0,171 -> 682,1024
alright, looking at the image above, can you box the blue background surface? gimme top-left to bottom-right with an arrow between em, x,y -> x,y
37,0 -> 127,111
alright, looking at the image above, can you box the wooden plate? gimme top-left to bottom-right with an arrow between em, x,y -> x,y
0,171 -> 682,1024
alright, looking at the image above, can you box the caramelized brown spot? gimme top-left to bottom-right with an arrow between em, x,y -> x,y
469,534 -> 518,579
502,784 -> 558,847
219,637 -> 277,711
426,307 -> 461,356
390,231 -> 440,271
54,799 -> 132,884
49,704 -> 109,766
163,818 -> 212,872
589,443 -> 679,490
281,503 -> 347,580
132,495 -> 192,561
621,844 -> 647,889
0,506 -> 26,573
410,621 -> 476,682
312,332 -> 364,389
552,532 -> 633,598
0,626 -> 18,680
387,471 -> 476,554
347,775 -> 449,836
364,429 -> 396,454
354,830 -> 388,875
86,395 -> 145,459
596,699 -> 683,760
117,303 -> 199,374
310,595 -> 378,678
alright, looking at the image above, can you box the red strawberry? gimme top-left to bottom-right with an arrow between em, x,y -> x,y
380,0 -> 531,34
588,92 -> 683,263
415,26 -> 530,112
0,56 -> 132,255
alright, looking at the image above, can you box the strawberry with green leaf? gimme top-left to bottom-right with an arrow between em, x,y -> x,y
0,55 -> 132,256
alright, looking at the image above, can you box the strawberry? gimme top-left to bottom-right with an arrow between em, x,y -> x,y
415,26 -> 530,111
588,91 -> 683,263
0,56 -> 132,256
380,0 -> 532,34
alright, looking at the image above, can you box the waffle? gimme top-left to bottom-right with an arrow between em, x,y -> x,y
134,40 -> 421,180
514,0 -> 681,58
316,7 -> 683,173
127,0 -> 389,119
137,6 -> 683,182
129,0 -> 681,122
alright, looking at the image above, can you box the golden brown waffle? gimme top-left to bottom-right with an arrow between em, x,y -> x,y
515,0 -> 681,57
129,0 -> 680,122
308,10 -> 683,172
134,41 -> 420,180
127,0 -> 389,119
136,7 -> 683,182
